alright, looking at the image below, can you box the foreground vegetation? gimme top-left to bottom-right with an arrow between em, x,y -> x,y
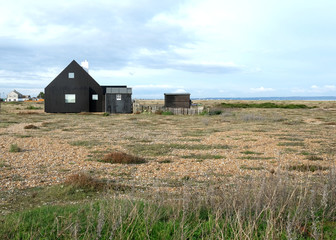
220,102 -> 313,109
0,100 -> 335,239
1,170 -> 336,239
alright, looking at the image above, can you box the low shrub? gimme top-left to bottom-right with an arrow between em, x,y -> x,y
102,151 -> 146,164
24,124 -> 39,129
103,112 -> 110,116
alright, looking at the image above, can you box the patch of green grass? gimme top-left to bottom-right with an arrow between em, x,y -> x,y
4,101 -> 23,105
129,143 -> 231,156
0,121 -> 19,128
9,143 -> 21,153
221,102 -> 311,109
287,164 -> 329,172
0,161 -> 10,168
15,134 -> 32,138
69,140 -> 101,148
284,148 -> 298,153
162,111 -> 173,115
277,142 -> 305,147
182,154 -> 223,160
239,156 -> 274,160
26,105 -> 42,110
306,155 -> 324,161
240,151 -> 263,155
182,130 -> 206,137
240,165 -> 264,170
278,137 -> 304,142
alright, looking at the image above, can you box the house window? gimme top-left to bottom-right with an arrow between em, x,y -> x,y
68,72 -> 74,78
92,94 -> 98,100
116,94 -> 121,101
65,94 -> 76,103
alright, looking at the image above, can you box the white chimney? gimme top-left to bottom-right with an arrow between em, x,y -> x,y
81,60 -> 89,73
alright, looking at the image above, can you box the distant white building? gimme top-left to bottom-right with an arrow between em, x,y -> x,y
6,90 -> 30,102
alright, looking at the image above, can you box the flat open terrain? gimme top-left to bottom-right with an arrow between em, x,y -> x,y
1,101 -> 335,192
1,101 -> 335,193
0,100 -> 335,238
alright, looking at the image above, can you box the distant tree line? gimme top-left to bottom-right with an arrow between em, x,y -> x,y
37,92 -> 45,99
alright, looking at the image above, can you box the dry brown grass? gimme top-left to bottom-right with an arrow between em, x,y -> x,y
24,124 -> 39,129
102,151 -> 146,164
64,173 -> 104,190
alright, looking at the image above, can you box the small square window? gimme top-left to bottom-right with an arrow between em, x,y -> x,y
92,94 -> 98,100
65,94 -> 76,103
116,94 -> 121,101
68,72 -> 74,78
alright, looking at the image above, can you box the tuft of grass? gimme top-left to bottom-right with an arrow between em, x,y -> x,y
24,124 -> 39,129
0,161 -> 10,168
9,143 -> 21,153
101,151 -> 146,164
103,112 -> 110,116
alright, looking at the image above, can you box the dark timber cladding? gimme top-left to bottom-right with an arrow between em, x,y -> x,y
45,60 -> 132,113
102,86 -> 132,113
45,60 -> 103,113
164,93 -> 191,108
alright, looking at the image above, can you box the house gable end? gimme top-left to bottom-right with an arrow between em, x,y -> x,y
45,60 -> 103,113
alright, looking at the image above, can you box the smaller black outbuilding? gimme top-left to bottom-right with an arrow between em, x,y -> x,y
102,86 -> 132,113
45,60 -> 132,113
164,93 -> 191,108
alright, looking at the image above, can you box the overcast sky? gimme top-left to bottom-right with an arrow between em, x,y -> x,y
1,0 -> 335,98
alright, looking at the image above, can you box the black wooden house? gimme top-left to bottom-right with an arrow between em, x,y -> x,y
45,60 -> 132,113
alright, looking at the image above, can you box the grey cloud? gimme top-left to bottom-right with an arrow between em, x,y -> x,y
0,0 -> 192,73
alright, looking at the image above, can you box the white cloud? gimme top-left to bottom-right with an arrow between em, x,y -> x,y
174,89 -> 187,93
132,84 -> 184,90
325,85 -> 336,90
310,85 -> 336,93
250,87 -> 275,92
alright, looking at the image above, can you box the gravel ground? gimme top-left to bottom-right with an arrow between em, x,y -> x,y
0,101 -> 335,195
